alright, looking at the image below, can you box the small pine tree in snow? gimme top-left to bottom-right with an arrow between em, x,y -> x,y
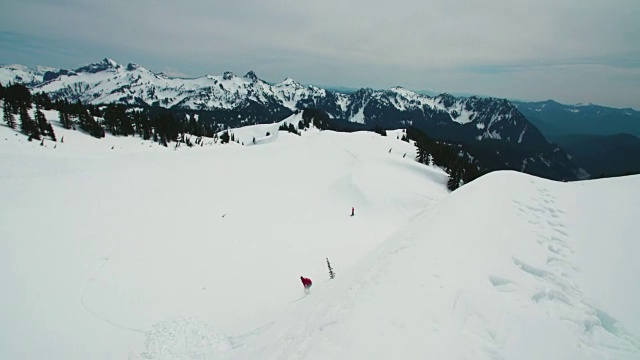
326,258 -> 335,279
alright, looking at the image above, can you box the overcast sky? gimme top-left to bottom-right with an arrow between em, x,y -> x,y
1,0 -> 639,109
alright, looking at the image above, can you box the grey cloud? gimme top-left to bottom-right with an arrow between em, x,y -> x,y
0,0 -> 638,108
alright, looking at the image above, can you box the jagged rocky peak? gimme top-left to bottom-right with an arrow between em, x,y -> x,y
244,70 -> 259,82
387,86 -> 419,97
280,77 -> 302,87
126,63 -> 142,71
436,93 -> 457,108
353,87 -> 375,97
75,58 -> 121,74
43,69 -> 74,82
223,71 -> 235,80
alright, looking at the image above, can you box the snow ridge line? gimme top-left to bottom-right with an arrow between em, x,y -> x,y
79,257 -> 146,334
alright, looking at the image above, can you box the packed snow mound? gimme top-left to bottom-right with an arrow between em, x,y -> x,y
132,317 -> 232,360
227,171 -> 640,360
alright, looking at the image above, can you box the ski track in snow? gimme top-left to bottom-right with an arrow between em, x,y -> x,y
80,256 -> 146,335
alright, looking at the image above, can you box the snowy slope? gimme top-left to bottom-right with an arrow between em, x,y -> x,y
227,172 -> 640,360
0,105 -> 637,359
0,105 -> 447,359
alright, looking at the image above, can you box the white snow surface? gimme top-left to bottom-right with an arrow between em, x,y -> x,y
0,106 -> 639,360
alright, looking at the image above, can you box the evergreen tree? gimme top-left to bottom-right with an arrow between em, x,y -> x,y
118,109 -> 132,136
187,114 -> 203,137
19,106 -> 33,136
417,146 -> 429,164
152,111 -> 179,145
302,108 -> 332,130
58,110 -> 72,129
103,105 -> 119,135
373,125 -> 386,136
34,105 -> 48,136
103,104 -> 133,136
21,106 -> 40,140
3,100 -> 15,128
5,83 -> 32,111
33,92 -> 53,110
447,167 -> 461,191
220,130 -> 230,144
279,122 -> 301,135
141,113 -> 152,140
78,109 -> 105,138
326,258 -> 335,279
407,126 -> 483,191
46,122 -> 57,141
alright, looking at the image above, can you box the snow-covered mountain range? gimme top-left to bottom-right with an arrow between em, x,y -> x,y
0,58 -> 584,180
0,59 -> 539,143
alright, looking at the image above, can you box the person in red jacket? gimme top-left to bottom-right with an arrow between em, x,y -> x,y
300,276 -> 312,294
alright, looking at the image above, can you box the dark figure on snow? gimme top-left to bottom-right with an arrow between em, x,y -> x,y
300,276 -> 312,294
351,207 -> 355,216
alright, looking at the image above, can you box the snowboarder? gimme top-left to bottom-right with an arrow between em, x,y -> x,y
300,276 -> 312,294
351,207 -> 355,216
